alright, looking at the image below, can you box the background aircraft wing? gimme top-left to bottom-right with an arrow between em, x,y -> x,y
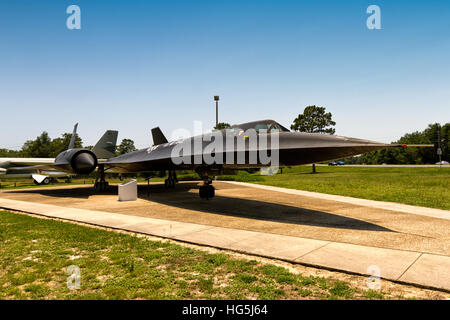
5,163 -> 59,172
0,158 -> 55,167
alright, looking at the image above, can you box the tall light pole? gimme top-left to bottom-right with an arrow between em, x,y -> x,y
214,95 -> 219,128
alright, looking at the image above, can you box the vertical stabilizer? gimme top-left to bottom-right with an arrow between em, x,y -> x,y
92,130 -> 119,159
68,123 -> 78,149
151,127 -> 168,145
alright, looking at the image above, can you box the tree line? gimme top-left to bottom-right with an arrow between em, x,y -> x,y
0,132 -> 137,158
346,123 -> 449,164
1,107 -> 448,165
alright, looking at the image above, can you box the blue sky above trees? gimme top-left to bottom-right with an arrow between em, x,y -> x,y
0,0 -> 449,149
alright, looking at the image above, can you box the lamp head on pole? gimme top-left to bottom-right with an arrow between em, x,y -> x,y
214,96 -> 220,101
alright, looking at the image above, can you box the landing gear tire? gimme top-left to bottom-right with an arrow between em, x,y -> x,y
164,178 -> 174,188
199,185 -> 215,199
207,185 -> 215,198
42,178 -> 50,185
165,178 -> 176,188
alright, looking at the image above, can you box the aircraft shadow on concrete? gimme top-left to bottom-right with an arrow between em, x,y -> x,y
137,183 -> 393,232
7,183 -> 393,232
6,186 -> 95,199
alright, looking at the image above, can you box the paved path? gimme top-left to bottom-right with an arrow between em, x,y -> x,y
1,197 -> 449,292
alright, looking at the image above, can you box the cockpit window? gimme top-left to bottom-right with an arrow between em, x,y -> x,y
270,124 -> 281,132
231,120 -> 290,133
254,124 -> 271,132
229,127 -> 243,133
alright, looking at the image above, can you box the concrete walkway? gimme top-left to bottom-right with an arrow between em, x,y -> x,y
225,181 -> 450,220
1,197 -> 449,292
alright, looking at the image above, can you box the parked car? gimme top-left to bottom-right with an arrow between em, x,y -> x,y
436,161 -> 449,165
328,162 -> 338,166
336,161 -> 345,165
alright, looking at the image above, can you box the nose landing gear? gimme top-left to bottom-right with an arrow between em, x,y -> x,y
199,178 -> 215,199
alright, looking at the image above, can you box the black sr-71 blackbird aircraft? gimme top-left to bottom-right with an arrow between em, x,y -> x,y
13,119 -> 411,199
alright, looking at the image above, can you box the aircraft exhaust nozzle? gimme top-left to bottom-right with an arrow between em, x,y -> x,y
71,151 -> 97,174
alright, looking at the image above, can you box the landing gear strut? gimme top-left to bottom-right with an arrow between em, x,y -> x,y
94,164 -> 109,191
199,178 -> 215,199
164,170 -> 178,188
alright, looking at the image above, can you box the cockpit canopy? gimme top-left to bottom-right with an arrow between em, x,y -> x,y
231,120 -> 290,133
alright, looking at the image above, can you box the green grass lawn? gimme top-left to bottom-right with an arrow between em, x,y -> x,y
0,210 -> 414,300
219,166 -> 450,210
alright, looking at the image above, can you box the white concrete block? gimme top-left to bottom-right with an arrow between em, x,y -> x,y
118,179 -> 137,201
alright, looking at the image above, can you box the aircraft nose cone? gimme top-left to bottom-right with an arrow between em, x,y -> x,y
279,132 -> 393,166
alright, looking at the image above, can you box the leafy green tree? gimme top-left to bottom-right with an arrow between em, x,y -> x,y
291,106 -> 336,134
50,133 -> 83,157
356,122 -> 449,164
21,132 -> 53,157
19,131 -> 83,158
0,149 -> 23,157
291,106 -> 336,172
442,123 -> 450,162
117,139 -> 137,155
214,122 -> 231,130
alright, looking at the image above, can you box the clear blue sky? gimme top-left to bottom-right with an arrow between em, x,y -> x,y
0,0 -> 449,149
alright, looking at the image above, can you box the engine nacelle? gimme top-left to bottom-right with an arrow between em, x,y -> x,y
54,149 -> 98,174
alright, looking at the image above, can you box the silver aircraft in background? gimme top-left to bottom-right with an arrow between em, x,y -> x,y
0,124 -> 118,185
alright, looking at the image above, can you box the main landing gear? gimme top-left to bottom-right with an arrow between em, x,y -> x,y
195,168 -> 216,199
164,170 -> 178,188
199,178 -> 215,200
94,164 -> 109,192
